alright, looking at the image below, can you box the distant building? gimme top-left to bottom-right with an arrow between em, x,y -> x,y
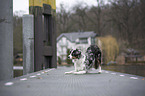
125,48 -> 145,63
57,31 -> 98,62
116,48 -> 145,65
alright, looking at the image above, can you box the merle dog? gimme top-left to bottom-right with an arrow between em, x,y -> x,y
65,45 -> 102,74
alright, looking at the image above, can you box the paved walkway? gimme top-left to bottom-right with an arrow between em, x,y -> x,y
0,66 -> 145,96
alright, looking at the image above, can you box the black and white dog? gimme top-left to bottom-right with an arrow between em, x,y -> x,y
65,45 -> 102,74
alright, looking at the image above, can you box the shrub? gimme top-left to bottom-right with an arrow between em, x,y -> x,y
58,56 -> 62,65
66,49 -> 72,64
96,35 -> 119,64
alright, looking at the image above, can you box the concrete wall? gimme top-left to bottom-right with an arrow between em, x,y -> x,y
0,0 -> 13,80
23,15 -> 34,75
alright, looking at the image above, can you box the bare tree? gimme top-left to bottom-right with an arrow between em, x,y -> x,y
71,3 -> 89,32
86,0 -> 106,36
56,4 -> 73,36
109,0 -> 138,43
55,0 -> 145,52
13,14 -> 23,55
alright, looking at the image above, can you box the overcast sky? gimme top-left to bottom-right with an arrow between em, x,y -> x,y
13,0 -> 98,14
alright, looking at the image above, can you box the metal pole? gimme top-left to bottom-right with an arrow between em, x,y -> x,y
0,0 -> 13,80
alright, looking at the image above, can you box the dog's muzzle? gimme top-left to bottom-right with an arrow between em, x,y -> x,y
68,55 -> 72,59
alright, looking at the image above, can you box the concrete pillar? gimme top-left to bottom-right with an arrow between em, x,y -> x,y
23,15 -> 34,75
0,0 -> 13,80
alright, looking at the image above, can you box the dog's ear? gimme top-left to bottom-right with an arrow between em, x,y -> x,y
76,48 -> 81,51
77,50 -> 81,55
70,49 -> 73,53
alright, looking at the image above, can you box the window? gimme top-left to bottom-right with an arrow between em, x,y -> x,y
79,38 -> 88,44
91,37 -> 95,45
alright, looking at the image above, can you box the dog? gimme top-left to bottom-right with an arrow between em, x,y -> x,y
65,45 -> 102,74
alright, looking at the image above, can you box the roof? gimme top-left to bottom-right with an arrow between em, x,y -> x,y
57,31 -> 97,42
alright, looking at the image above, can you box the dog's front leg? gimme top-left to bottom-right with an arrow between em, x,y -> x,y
98,64 -> 102,73
74,62 -> 78,72
65,62 -> 77,74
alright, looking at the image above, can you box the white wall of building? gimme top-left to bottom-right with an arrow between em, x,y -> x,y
57,36 -> 95,61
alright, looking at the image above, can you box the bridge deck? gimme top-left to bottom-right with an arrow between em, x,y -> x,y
0,66 -> 145,96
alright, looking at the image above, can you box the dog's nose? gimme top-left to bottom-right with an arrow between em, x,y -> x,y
68,56 -> 70,59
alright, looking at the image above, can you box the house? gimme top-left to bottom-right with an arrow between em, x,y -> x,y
57,31 -> 98,62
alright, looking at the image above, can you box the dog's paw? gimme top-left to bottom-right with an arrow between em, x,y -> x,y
64,72 -> 72,74
98,71 -> 102,74
64,71 -> 75,74
64,72 -> 70,74
73,71 -> 86,75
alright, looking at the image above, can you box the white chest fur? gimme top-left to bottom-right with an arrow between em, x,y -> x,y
72,55 -> 86,71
